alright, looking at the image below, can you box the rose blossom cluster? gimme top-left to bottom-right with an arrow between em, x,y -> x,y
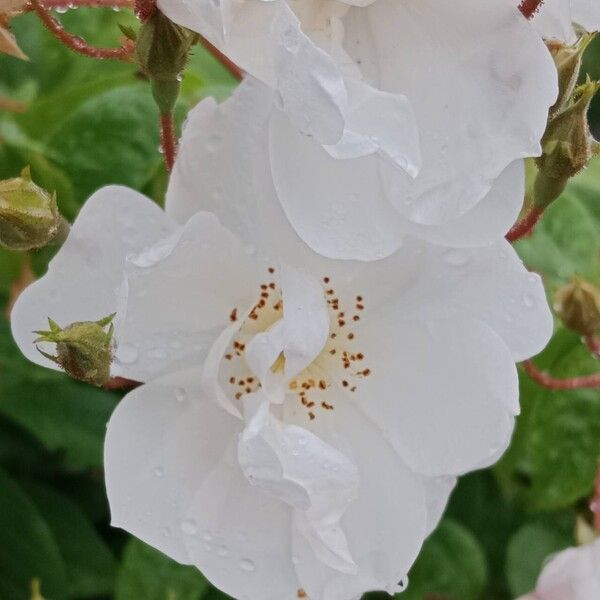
10,1 -> 600,599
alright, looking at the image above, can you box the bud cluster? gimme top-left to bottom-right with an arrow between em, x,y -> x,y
135,11 -> 197,115
554,277 -> 600,337
534,35 -> 600,209
0,167 -> 65,251
35,314 -> 116,387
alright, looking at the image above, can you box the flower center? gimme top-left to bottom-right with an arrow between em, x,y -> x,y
223,268 -> 372,421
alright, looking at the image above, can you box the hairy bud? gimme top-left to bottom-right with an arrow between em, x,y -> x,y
35,314 -> 115,387
135,11 -> 196,114
535,78 -> 600,208
554,277 -> 600,336
548,34 -> 596,116
0,167 -> 65,251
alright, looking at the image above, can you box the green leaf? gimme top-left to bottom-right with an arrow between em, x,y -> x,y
47,84 -> 164,205
115,539 -> 211,600
0,468 -> 68,600
23,481 -> 117,598
399,518 -> 488,600
498,329 -> 600,510
506,521 -> 573,598
0,316 -> 117,468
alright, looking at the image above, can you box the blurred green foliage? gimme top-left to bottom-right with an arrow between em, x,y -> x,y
0,11 -> 599,600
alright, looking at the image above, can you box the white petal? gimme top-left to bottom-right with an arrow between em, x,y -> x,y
118,210 -> 261,382
423,475 -> 457,537
336,236 -> 552,362
532,0 -> 578,41
346,0 -> 557,223
104,368 -> 240,565
322,78 -> 421,176
402,161 -> 525,248
269,107 -> 406,261
288,401 -> 427,599
182,441 -> 302,600
238,394 -> 359,574
349,317 -> 519,476
280,265 -> 330,379
534,539 -> 600,600
11,186 -> 175,373
572,0 -> 600,32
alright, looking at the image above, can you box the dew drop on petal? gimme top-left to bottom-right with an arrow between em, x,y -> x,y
174,387 -> 187,403
181,519 -> 198,535
240,558 -> 255,572
218,545 -> 229,557
523,293 -> 535,308
442,249 -> 470,267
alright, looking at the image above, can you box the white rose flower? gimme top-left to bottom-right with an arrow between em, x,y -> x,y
529,0 -> 600,42
158,0 -> 558,255
11,121 -> 552,599
518,539 -> 600,600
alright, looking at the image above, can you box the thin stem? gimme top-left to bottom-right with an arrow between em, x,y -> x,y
199,36 -> 243,81
506,206 -> 544,243
31,0 -> 135,60
0,97 -> 27,113
523,359 -> 600,389
159,112 -> 177,173
592,464 -> 600,533
27,0 -> 133,8
519,0 -> 545,19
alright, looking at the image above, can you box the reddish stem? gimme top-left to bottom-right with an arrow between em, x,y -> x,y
27,0 -> 133,8
134,0 -> 155,22
506,206 -> 544,243
592,464 -> 600,533
199,36 -> 244,81
519,0 -> 545,19
523,359 -> 600,389
159,112 -> 177,173
31,0 -> 135,60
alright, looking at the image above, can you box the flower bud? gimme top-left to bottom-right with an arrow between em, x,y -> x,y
35,314 -> 115,387
548,34 -> 596,116
0,167 -> 64,251
135,11 -> 196,115
554,277 -> 600,336
534,78 -> 600,208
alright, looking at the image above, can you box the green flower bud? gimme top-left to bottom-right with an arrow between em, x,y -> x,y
35,314 -> 115,387
135,11 -> 196,115
548,34 -> 596,116
0,167 -> 65,251
535,78 -> 600,208
554,277 -> 600,336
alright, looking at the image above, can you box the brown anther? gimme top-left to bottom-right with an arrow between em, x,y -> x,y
353,315 -> 360,322
342,380 -> 349,387
330,333 -> 337,339
269,282 -> 276,290
362,368 -> 371,376
229,308 -> 238,322
356,353 -> 364,360
308,411 -> 316,420
235,392 -> 242,400
323,277 -> 330,284
229,377 -> 236,384
356,296 -> 363,302
260,284 -> 268,290
260,292 -> 269,299
246,377 -> 254,383
307,401 -> 315,408
326,289 -> 335,295
347,333 -> 355,340
318,380 -> 327,390
225,354 -> 233,360
268,267 -> 275,274
356,304 -> 364,310
329,349 -> 337,355
289,381 -> 298,390
338,320 -> 346,327
350,386 -> 356,392
321,401 -> 334,410
298,589 -> 307,599
245,387 -> 252,393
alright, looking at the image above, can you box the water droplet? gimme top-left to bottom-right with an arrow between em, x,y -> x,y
181,519 -> 198,535
240,558 -> 255,572
523,293 -> 535,308
153,466 -> 165,478
218,545 -> 229,557
282,26 -> 300,53
117,343 -> 139,365
55,5 -> 68,12
442,249 -> 470,267
274,91 -> 285,111
147,347 -> 168,359
175,387 -> 187,403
